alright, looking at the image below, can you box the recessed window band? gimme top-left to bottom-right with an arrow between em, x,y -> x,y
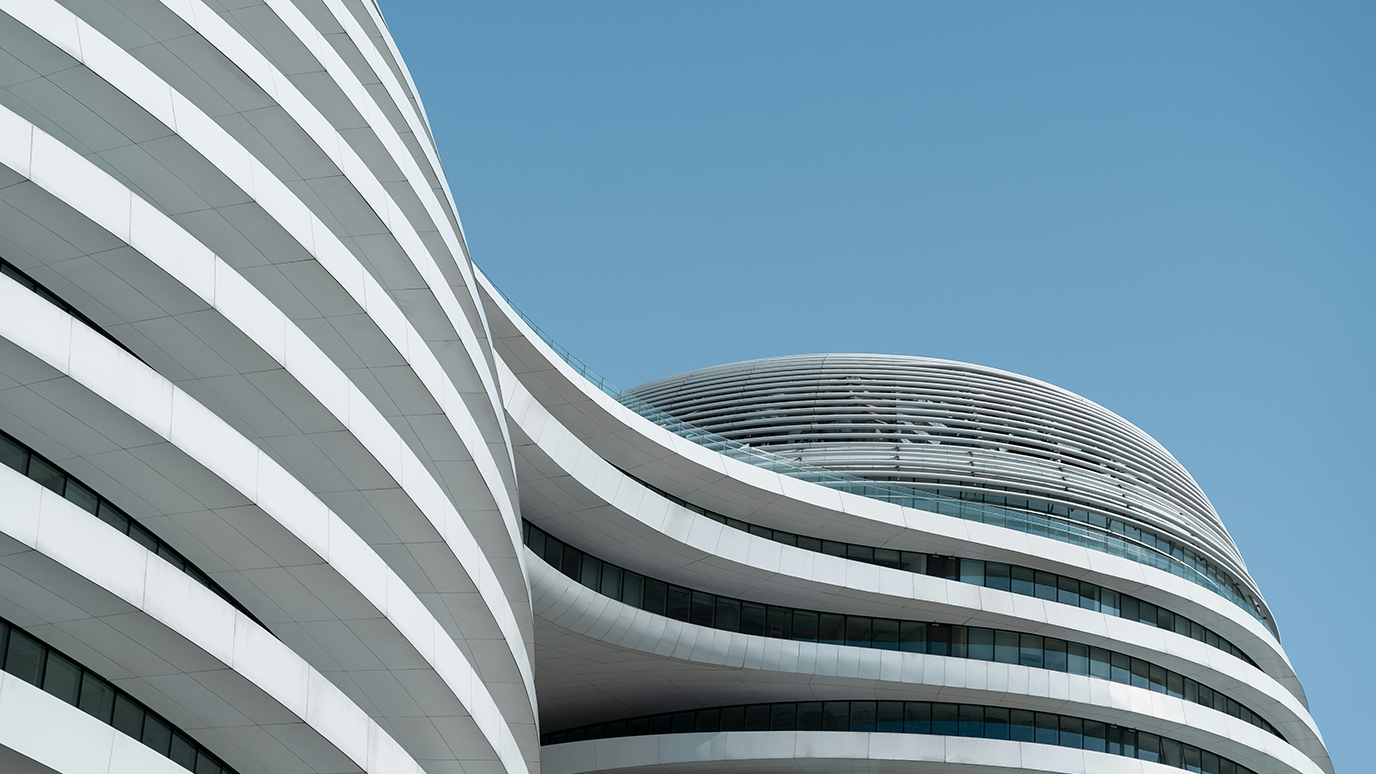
525,521 -> 1281,740
540,698 -> 1258,774
0,429 -> 261,627
632,473 -> 1258,668
0,616 -> 237,774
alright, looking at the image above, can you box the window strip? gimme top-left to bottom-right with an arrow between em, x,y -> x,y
525,521 -> 1283,741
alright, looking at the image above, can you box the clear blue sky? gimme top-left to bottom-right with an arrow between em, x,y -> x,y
384,3 -> 1372,768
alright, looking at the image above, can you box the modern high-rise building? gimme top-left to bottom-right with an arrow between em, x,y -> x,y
0,3 -> 1330,774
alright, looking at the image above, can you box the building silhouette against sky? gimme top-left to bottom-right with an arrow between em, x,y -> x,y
0,2 -> 1330,774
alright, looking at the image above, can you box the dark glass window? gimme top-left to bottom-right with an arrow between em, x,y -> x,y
958,705 -> 983,738
847,544 -> 874,564
818,613 -> 844,646
1085,720 -> 1107,752
770,703 -> 796,731
1057,576 -> 1080,607
621,572 -> 644,607
846,616 -> 872,648
1131,657 -> 1151,690
822,701 -> 849,731
899,621 -> 926,654
718,707 -> 743,732
1150,663 -> 1168,694
872,618 -> 898,650
1034,712 -> 1059,746
928,624 -> 950,657
1110,651 -> 1132,684
877,701 -> 904,733
1101,588 -> 1121,617
195,753 -> 222,774
1009,709 -> 1035,742
1121,595 -> 1139,624
0,434 -> 27,472
1138,600 -> 1158,627
968,627 -> 994,661
1067,642 -> 1089,676
1019,634 -> 1044,669
950,625 -> 968,659
766,607 -> 791,639
1010,565 -> 1035,596
168,732 -> 197,768
741,603 -> 766,636
1034,571 -> 1058,600
64,479 -> 100,515
792,610 -> 817,642
1059,716 -> 1083,748
643,579 -> 667,615
899,551 -> 925,574
930,703 -> 958,736
983,706 -> 1009,739
544,539 -> 564,572
994,630 -> 1019,664
1183,743 -> 1202,772
560,545 -> 582,579
1044,638 -> 1068,672
850,701 -> 876,732
959,559 -> 984,585
689,591 -> 715,627
111,694 -> 144,739
526,525 -> 546,558
27,456 -> 64,494
1079,582 -> 1100,611
797,702 -> 824,731
4,628 -> 44,685
600,564 -> 622,599
744,705 -> 771,731
78,672 -> 116,722
1138,731 -> 1161,763
903,701 -> 930,734
42,651 -> 81,705
716,598 -> 740,632
985,562 -> 1011,591
666,585 -> 691,622
1090,647 -> 1112,680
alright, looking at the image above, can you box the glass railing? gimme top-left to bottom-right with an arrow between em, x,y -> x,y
492,286 -> 1274,636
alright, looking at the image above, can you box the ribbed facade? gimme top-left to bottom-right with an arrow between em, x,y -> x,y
0,2 -> 531,774
0,3 -> 1330,774
627,354 -> 1274,632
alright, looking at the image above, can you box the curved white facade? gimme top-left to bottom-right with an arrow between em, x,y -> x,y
0,3 -> 1330,774
627,354 -> 1273,631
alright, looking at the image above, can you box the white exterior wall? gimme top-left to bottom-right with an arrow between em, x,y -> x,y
0,0 -> 533,772
0,2 -> 1331,774
478,273 -> 1333,774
